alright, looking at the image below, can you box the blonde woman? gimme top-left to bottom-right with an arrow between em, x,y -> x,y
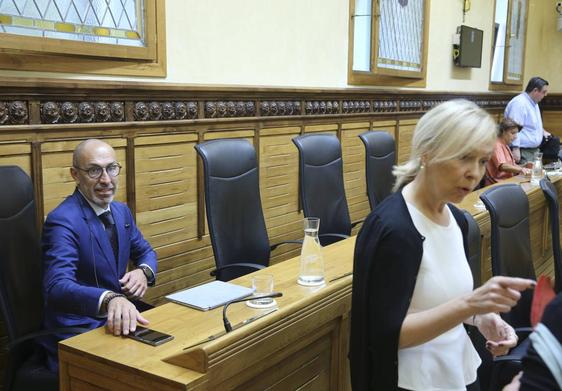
350,100 -> 535,391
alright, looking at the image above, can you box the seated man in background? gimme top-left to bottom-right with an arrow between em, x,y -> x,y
485,117 -> 531,186
505,76 -> 558,165
40,139 -> 157,372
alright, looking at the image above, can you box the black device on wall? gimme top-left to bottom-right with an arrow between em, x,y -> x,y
453,25 -> 484,68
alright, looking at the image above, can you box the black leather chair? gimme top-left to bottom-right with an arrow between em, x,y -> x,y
463,210 -> 482,288
358,131 -> 396,210
480,183 -> 536,390
0,166 -> 85,391
195,139 -> 300,281
539,177 -> 562,293
463,210 -> 494,390
292,134 -> 360,246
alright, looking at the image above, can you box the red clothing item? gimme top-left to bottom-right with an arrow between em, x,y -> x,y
485,140 -> 516,186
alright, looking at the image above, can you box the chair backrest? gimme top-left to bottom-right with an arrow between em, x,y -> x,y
463,210 -> 482,287
539,178 -> 562,292
480,183 -> 535,327
0,166 -> 44,343
195,139 -> 270,281
292,134 -> 351,245
358,131 -> 396,210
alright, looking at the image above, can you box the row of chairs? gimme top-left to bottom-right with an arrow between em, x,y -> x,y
465,178 -> 562,390
196,132 -> 396,281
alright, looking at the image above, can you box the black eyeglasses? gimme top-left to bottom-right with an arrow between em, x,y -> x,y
74,163 -> 122,179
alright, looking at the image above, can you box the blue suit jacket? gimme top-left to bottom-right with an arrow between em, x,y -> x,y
41,190 -> 157,371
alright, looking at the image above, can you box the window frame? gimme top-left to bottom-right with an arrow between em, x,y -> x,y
0,0 -> 166,77
348,0 -> 430,87
489,0 -> 529,90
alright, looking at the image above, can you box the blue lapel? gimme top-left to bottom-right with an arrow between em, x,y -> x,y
73,191 -> 119,280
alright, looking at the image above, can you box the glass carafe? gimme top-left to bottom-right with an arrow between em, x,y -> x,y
531,152 -> 543,185
297,217 -> 325,286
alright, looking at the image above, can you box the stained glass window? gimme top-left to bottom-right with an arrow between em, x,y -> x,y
349,0 -> 428,84
0,0 -> 145,47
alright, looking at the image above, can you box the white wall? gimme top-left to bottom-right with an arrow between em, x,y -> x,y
0,0 -> 558,92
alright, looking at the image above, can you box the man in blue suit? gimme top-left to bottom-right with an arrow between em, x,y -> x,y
41,139 -> 157,372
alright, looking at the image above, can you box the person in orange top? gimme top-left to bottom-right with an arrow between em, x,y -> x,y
485,118 -> 531,186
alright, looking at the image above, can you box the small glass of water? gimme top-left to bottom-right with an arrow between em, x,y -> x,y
531,152 -> 543,185
247,274 -> 276,308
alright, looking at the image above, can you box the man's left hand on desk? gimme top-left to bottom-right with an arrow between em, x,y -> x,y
106,296 -> 149,336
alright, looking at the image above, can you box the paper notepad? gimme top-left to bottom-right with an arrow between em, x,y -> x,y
165,280 -> 254,311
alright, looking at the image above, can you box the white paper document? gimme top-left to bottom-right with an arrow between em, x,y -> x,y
165,280 -> 254,311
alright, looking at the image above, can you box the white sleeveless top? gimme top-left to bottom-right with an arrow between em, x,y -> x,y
398,203 -> 481,391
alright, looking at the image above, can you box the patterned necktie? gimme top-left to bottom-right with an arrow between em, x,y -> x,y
99,210 -> 118,262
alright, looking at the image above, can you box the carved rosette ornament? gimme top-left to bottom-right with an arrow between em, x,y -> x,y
304,101 -> 340,115
61,102 -> 78,123
259,101 -> 300,116
41,101 -> 61,124
372,100 -> 397,113
204,101 -> 255,118
341,100 -> 371,114
7,101 -> 29,124
148,102 -> 162,121
399,100 -> 422,112
79,102 -> 95,123
0,102 -> 8,125
95,102 -> 111,122
133,102 -> 149,121
110,102 -> 125,121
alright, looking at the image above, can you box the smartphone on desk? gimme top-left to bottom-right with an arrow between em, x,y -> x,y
127,326 -> 174,346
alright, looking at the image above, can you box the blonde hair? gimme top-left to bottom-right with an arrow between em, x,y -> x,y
393,99 -> 496,191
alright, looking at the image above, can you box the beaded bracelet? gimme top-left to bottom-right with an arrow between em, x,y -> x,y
102,292 -> 126,313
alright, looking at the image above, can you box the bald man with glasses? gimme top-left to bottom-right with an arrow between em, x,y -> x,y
40,139 -> 157,373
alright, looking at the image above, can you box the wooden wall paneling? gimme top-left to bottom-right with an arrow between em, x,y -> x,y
303,124 -> 338,134
134,134 -> 204,304
397,119 -> 418,164
543,111 -> 562,136
370,120 -> 398,137
340,122 -> 370,235
260,126 -> 302,263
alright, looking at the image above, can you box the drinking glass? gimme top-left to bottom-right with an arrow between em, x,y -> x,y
247,274 -> 276,308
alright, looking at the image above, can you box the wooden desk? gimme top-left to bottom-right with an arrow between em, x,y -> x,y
59,237 -> 356,390
59,175 -> 562,390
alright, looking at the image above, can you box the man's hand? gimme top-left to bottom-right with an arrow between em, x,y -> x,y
106,296 -> 149,336
543,129 -> 551,138
119,269 -> 148,300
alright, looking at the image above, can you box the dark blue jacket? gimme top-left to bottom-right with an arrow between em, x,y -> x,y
40,190 -> 156,371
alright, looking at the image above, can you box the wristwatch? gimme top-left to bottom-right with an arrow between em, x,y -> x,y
137,265 -> 155,286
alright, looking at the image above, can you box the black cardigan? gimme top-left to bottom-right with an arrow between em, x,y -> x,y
349,191 -> 469,390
